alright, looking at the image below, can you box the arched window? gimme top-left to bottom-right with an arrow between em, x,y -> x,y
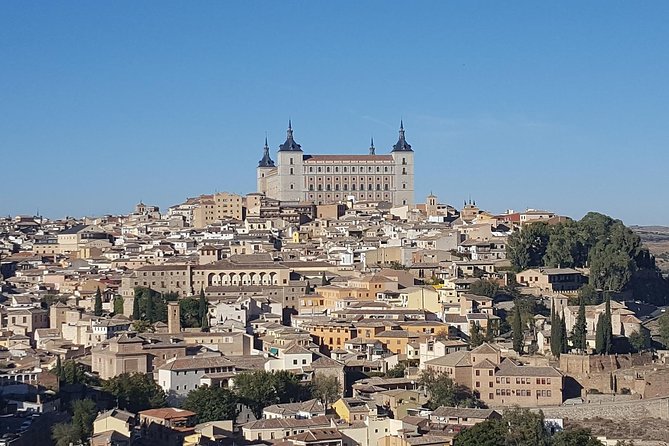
326,184 -> 331,191
326,167 -> 330,173
309,185 -> 314,191
352,184 -> 356,191
343,184 -> 348,191
290,184 -> 294,190
376,184 -> 381,190
402,168 -> 406,174
318,184 -> 323,191
384,184 -> 389,190
335,184 -> 339,191
290,168 -> 294,175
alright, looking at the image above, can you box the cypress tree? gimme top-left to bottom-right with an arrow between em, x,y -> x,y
550,308 -> 559,357
595,314 -> 605,354
572,298 -> 587,352
201,312 -> 210,332
146,292 -> 155,323
560,314 -> 568,354
94,286 -> 103,316
512,303 -> 523,354
469,322 -> 484,347
132,292 -> 141,321
55,355 -> 62,380
198,287 -> 207,326
604,296 -> 613,354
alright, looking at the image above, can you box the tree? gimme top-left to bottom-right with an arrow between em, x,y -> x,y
180,296 -> 201,328
386,363 -> 406,378
595,297 -> 613,354
133,293 -> 141,320
103,372 -> 166,413
469,322 -> 484,348
234,370 -> 310,419
628,329 -> 650,352
572,298 -> 587,352
55,355 -> 62,380
507,222 -> 551,272
198,288 -> 208,326
132,319 -> 152,333
61,359 -> 87,385
113,295 -> 124,315
550,309 -> 561,358
578,283 -> 601,305
145,292 -> 156,323
71,398 -> 96,440
560,314 -> 568,354
512,303 -> 524,354
52,422 -> 79,446
182,385 -> 238,423
94,286 -> 103,316
454,407 -> 551,446
420,369 -> 484,410
453,419 -> 507,446
659,312 -> 669,348
552,427 -> 603,446
469,280 -> 499,298
484,322 -> 494,342
311,374 -> 340,408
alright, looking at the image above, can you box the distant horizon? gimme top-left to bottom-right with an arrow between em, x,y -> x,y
2,2 -> 667,223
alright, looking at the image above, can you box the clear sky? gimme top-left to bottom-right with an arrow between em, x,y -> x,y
1,2 -> 668,225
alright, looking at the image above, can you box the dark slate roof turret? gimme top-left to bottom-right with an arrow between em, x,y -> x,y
258,136 -> 275,167
278,120 -> 302,152
391,120 -> 413,152
369,137 -> 376,155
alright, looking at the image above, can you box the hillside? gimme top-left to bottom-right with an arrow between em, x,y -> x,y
633,226 -> 669,273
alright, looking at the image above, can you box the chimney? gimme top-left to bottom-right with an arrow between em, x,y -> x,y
167,302 -> 181,334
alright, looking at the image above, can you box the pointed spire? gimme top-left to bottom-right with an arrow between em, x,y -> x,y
279,119 -> 302,151
392,119 -> 412,152
369,137 -> 375,155
258,135 -> 275,167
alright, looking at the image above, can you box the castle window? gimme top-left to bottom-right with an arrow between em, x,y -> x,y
326,184 -> 331,191
385,167 -> 388,172
402,158 -> 406,165
343,184 -> 348,191
335,167 -> 339,173
376,167 -> 380,172
385,184 -> 389,190
309,167 -> 313,173
318,185 -> 323,191
351,184 -> 356,191
351,167 -> 355,173
343,167 -> 347,172
402,168 -> 406,174
326,167 -> 330,173
309,185 -> 314,191
335,184 -> 339,191
403,183 -> 406,189
290,168 -> 294,175
403,200 -> 407,205
318,167 -> 322,173
290,158 -> 294,165
376,184 -> 381,190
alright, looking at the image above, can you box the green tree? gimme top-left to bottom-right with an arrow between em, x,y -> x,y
182,385 -> 238,423
628,329 -> 650,352
512,303 -> 524,354
103,372 -> 166,413
507,222 -> 551,272
420,369 -> 484,410
94,286 -> 103,316
385,363 -> 406,378
560,314 -> 568,354
180,296 -> 201,328
469,322 -> 484,348
595,297 -> 613,354
71,398 -> 96,440
552,427 -> 603,446
572,298 -> 587,352
453,418 -> 507,446
54,355 -> 62,380
133,293 -> 141,320
145,292 -> 156,323
578,283 -> 601,305
469,280 -> 499,298
132,319 -> 152,333
550,309 -> 561,358
659,312 -> 669,347
61,359 -> 86,385
51,422 -> 79,446
233,370 -> 310,419
113,295 -> 124,315
198,288 -> 208,326
311,374 -> 340,408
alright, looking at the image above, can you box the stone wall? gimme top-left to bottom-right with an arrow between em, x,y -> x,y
534,396 -> 669,421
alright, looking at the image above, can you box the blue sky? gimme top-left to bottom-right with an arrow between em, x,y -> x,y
1,2 -> 668,225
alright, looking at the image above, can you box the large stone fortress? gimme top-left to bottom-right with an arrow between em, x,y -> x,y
257,121 -> 415,207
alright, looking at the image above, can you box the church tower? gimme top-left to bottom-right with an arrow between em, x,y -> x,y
276,120 -> 305,201
391,121 -> 415,207
257,136 -> 275,195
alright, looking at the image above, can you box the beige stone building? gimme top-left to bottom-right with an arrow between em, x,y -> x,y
257,122 -> 415,207
424,343 -> 563,407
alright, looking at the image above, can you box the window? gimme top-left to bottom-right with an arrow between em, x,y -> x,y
290,167 -> 294,175
326,167 -> 330,173
309,185 -> 314,191
290,158 -> 294,165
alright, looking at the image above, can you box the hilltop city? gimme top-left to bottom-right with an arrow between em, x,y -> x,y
1,123 -> 669,446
